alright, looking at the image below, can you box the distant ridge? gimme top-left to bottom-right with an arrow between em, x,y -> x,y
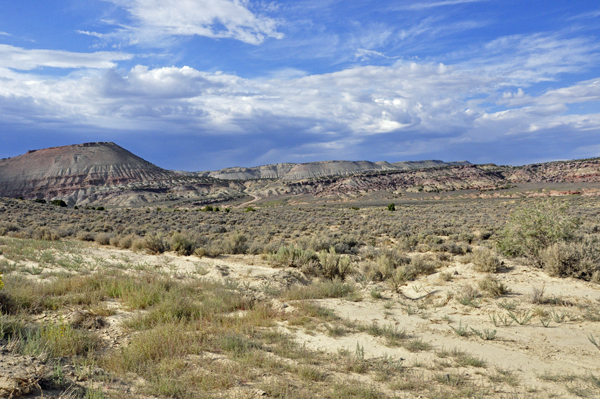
190,159 -> 471,180
3,142 -> 600,207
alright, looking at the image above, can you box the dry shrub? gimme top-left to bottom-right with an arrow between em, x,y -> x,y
364,249 -> 411,281
76,231 -> 95,242
470,247 -> 502,273
132,237 -> 146,252
119,234 -> 135,249
222,232 -> 248,255
477,275 -> 509,297
143,234 -> 168,254
498,201 -> 579,264
540,238 -> 600,282
269,245 -> 315,268
94,232 -> 112,246
109,235 -> 120,247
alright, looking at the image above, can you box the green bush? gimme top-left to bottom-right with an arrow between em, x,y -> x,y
497,201 -> 579,264
50,200 -> 67,207
171,233 -> 196,256
317,247 -> 353,280
387,203 -> 396,212
269,245 -> 315,268
223,232 -> 248,254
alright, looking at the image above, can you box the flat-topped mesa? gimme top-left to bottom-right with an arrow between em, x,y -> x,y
205,159 -> 472,180
0,142 -> 173,199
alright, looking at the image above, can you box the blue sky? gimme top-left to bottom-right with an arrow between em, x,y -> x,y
1,0 -> 599,170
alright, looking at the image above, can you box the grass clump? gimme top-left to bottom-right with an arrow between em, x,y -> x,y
285,279 -> 356,300
477,275 -> 510,297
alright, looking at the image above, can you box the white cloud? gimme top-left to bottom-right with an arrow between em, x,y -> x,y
567,9 -> 600,20
0,31 -> 10,36
96,0 -> 283,45
401,0 -> 487,11
0,31 -> 599,162
0,44 -> 133,70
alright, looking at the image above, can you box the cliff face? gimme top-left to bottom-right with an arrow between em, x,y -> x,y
0,142 -> 173,199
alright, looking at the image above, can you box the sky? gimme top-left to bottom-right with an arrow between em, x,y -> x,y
1,0 -> 600,171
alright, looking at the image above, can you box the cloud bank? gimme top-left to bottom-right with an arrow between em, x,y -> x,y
1,31 -> 599,167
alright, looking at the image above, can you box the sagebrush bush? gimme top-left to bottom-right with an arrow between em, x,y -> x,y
143,234 -> 168,255
171,233 -> 196,256
95,232 -> 112,246
498,201 -> 579,264
470,247 -> 502,273
269,245 -> 315,268
317,247 -> 353,280
540,237 -> 600,282
76,231 -> 95,242
222,232 -> 248,255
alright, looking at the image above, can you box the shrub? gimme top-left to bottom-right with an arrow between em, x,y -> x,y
540,237 -> 600,282
317,247 -> 353,280
369,249 -> 411,281
95,232 -> 112,246
171,233 -> 196,256
470,248 -> 502,273
497,201 -> 579,264
222,233 -> 248,254
269,245 -> 315,268
387,203 -> 396,212
76,231 -> 96,242
50,200 -> 67,207
144,234 -> 168,255
285,279 -> 356,300
478,275 -> 509,297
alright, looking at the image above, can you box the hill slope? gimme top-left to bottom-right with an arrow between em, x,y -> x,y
0,142 -> 174,200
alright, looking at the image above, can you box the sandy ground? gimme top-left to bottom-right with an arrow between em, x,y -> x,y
1,242 -> 599,398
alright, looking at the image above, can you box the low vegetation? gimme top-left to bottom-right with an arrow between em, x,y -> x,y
0,195 -> 599,397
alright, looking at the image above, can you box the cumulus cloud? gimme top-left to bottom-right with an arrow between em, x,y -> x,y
0,31 -> 599,164
94,0 -> 283,45
0,44 -> 133,70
